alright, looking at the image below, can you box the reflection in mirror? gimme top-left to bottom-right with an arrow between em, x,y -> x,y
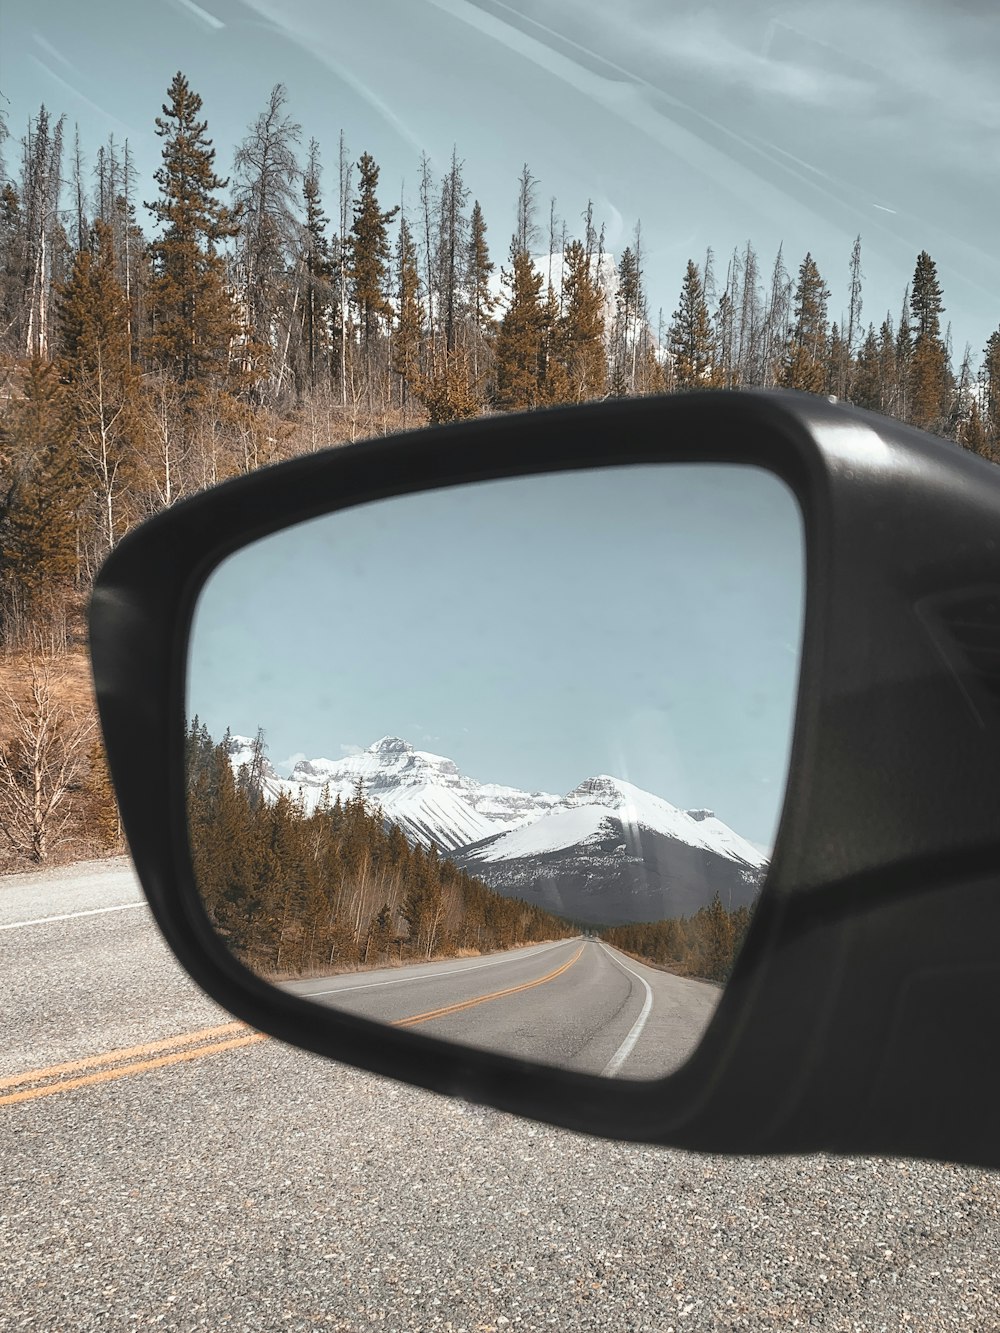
186,464 -> 804,1080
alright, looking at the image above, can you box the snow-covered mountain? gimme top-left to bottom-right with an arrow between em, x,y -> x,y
225,734 -> 564,852
224,734 -> 766,923
453,775 -> 763,926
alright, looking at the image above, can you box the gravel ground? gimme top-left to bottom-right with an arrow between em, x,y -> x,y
2,860 -> 999,1331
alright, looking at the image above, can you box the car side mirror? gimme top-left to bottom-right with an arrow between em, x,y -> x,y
90,391 -> 1000,1168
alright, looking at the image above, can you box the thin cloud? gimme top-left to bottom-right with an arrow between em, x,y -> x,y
274,751 -> 307,774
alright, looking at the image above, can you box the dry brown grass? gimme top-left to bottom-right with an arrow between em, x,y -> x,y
0,648 -> 95,738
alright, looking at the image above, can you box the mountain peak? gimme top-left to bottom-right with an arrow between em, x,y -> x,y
568,775 -> 638,809
371,736 -> 414,755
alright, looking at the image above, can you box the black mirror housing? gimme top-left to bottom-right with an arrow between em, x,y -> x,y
90,390 -> 1000,1167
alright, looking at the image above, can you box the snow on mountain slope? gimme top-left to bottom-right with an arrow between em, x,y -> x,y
224,734 -> 764,873
463,774 -> 766,871
225,735 -> 563,853
566,776 -> 766,869
464,804 -> 618,862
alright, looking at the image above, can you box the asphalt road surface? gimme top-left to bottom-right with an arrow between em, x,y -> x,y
287,939 -> 719,1080
3,857 -> 999,1331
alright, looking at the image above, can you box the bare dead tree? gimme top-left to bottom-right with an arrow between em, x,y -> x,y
0,657 -> 96,864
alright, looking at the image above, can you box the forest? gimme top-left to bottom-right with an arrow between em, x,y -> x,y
185,720 -> 576,976
601,901 -> 755,985
1,70 -> 998,868
187,719 -> 751,983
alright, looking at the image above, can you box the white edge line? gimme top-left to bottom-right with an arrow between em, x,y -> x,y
0,902 -> 148,931
600,943 -> 654,1077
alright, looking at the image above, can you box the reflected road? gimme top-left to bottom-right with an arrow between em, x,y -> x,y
285,938 -> 720,1079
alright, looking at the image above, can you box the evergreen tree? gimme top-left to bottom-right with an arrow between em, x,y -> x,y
0,357 -> 81,641
551,239 -> 606,402
417,350 -> 481,424
610,245 -> 642,396
961,399 -> 990,459
982,328 -> 1000,454
465,200 -> 495,383
851,324 -> 883,412
391,214 -> 424,415
780,252 -> 829,393
83,735 -> 123,850
668,259 -> 715,390
348,151 -> 399,350
493,245 -> 547,411
145,73 -> 242,398
826,322 -> 850,399
908,250 -> 952,432
300,138 -> 334,392
893,289 -> 914,420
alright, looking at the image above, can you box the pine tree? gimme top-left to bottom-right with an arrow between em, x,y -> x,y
961,399 -> 990,459
348,151 -> 399,350
392,214 -> 424,416
982,328 -> 1000,455
893,289 -> 913,420
83,735 -> 123,850
417,349 -> 481,424
493,245 -> 547,411
145,73 -> 242,398
300,138 -> 334,393
610,245 -> 642,395
0,358 -> 81,642
851,324 -> 882,412
780,252 -> 829,393
551,239 -> 606,402
668,259 -> 715,390
908,251 -> 952,433
465,199 -> 495,383
826,322 -> 850,399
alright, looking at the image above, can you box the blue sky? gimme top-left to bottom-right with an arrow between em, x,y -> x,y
2,0 -> 998,359
188,465 -> 805,852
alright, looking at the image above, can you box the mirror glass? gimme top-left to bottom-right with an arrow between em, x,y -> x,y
186,463 -> 804,1080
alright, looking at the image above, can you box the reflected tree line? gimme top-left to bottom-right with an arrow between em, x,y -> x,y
601,898 -> 754,984
185,720 -> 575,976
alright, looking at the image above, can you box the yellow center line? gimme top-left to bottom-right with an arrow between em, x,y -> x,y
393,943 -> 585,1028
0,1033 -> 268,1106
3,942 -> 586,1106
0,1021 -> 250,1092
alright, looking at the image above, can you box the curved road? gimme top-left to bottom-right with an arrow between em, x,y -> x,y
286,937 -> 720,1080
